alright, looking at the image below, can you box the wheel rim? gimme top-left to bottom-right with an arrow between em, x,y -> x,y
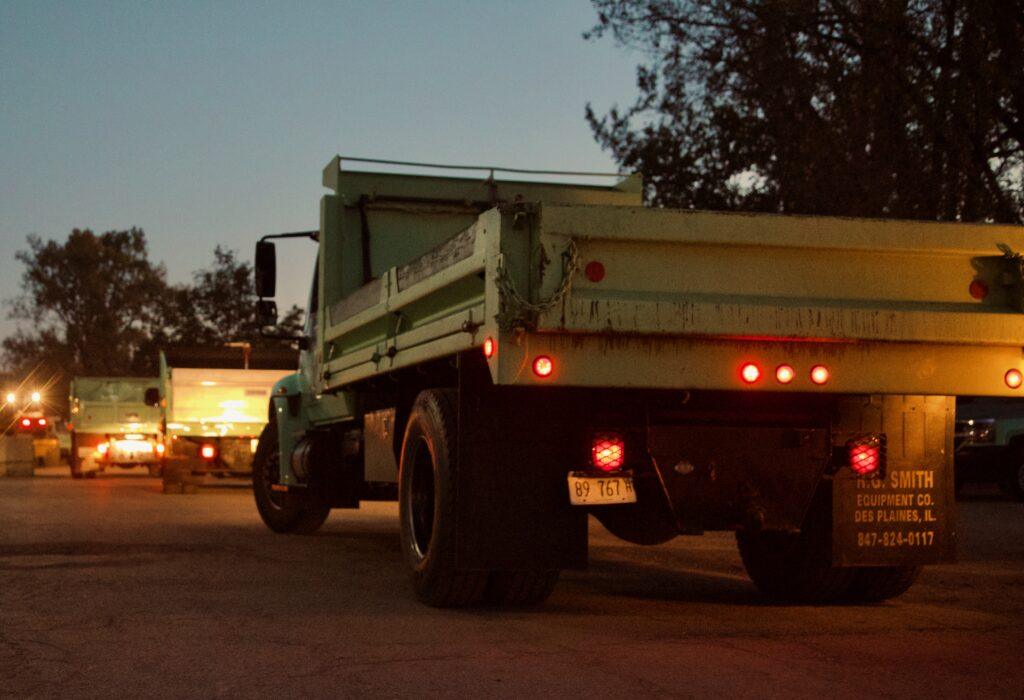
262,448 -> 286,510
408,437 -> 435,560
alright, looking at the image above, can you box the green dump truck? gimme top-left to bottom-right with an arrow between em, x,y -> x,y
68,377 -> 162,478
250,156 -> 1024,608
156,347 -> 295,491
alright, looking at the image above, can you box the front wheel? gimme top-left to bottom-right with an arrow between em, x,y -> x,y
252,421 -> 330,534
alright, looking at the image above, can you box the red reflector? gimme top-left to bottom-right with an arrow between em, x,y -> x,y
969,279 -> 989,300
775,365 -> 795,384
1006,369 -> 1023,389
200,444 -> 216,460
20,418 -> 31,427
584,261 -> 606,283
810,365 -> 830,385
483,337 -> 495,359
591,434 -> 625,471
533,356 -> 553,378
740,363 -> 761,384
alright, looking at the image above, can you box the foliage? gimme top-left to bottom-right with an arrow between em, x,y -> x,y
3,232 -> 303,381
586,0 -> 1024,222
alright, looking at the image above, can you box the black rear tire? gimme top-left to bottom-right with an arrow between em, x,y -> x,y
69,433 -> 83,479
737,485 -> 922,604
483,571 -> 560,606
399,389 -> 487,607
1009,455 -> 1024,501
847,566 -> 921,602
253,421 -> 330,534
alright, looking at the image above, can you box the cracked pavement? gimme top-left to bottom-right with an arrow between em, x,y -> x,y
1,470 -> 1022,698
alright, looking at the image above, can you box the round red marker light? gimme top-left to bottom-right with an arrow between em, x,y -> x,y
775,365 -> 795,384
969,279 -> 989,300
1006,369 -> 1023,389
532,355 -> 554,378
810,365 -> 830,385
584,261 -> 606,283
482,337 -> 495,359
740,363 -> 761,384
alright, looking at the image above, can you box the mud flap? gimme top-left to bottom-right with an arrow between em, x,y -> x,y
832,395 -> 957,566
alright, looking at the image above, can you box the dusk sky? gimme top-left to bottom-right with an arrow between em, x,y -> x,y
0,1 -> 636,340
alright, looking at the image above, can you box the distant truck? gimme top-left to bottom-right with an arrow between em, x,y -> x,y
68,377 -> 162,478
155,347 -> 295,491
249,156 -> 1024,608
955,397 -> 1024,500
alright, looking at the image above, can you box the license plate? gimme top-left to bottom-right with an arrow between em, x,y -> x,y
567,472 -> 637,505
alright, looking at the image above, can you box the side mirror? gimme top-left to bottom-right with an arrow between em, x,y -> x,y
256,299 -> 279,328
144,388 -> 160,407
254,240 -> 277,297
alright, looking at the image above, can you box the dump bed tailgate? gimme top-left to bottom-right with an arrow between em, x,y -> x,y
536,205 -> 1024,344
489,205 -> 1024,396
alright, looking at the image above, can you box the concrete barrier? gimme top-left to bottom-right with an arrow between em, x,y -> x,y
0,435 -> 36,477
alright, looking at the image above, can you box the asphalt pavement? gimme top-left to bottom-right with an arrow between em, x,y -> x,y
1,469 -> 1022,698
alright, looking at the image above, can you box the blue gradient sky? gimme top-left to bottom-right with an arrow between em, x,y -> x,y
0,1 -> 636,340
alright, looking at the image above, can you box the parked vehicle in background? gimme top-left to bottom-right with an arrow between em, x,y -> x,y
155,347 -> 295,492
68,377 -> 162,478
955,397 -> 1024,500
249,156 -> 1024,608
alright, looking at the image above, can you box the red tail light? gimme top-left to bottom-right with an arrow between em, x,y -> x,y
591,434 -> 625,471
483,337 -> 495,359
20,418 -> 30,427
533,355 -> 554,378
37,418 -> 47,427
200,444 -> 217,460
1005,369 -> 1023,389
775,365 -> 795,384
847,436 -> 883,476
810,365 -> 830,385
740,363 -> 761,384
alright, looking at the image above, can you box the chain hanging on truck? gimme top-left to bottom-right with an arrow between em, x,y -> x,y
495,239 -> 580,331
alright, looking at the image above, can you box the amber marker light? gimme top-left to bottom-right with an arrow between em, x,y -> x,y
533,356 -> 554,378
775,365 -> 795,384
810,365 -> 831,385
1005,369 -> 1023,389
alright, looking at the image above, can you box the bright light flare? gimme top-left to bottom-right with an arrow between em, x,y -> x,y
30,391 -> 41,403
4,392 -> 14,404
200,444 -> 217,460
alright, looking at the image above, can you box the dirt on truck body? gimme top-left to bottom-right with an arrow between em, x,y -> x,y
249,155 -> 1024,607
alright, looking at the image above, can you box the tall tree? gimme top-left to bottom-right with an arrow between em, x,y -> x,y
586,0 -> 1024,222
162,246 -> 303,347
4,228 -> 167,378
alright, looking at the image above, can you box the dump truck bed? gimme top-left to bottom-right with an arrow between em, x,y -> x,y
69,377 -> 161,434
316,190 -> 1024,400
